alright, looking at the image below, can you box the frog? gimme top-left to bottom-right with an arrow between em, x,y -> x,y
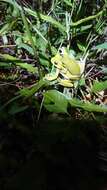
44,47 -> 86,87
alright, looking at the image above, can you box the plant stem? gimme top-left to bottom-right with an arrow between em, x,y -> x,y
72,10 -> 104,27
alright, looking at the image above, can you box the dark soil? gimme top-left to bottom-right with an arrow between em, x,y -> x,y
0,117 -> 107,190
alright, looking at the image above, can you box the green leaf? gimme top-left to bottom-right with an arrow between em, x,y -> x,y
39,53 -> 49,67
19,79 -> 49,97
0,62 -> 13,68
17,63 -> 38,74
69,98 -> 107,112
0,21 -> 16,35
1,0 -> 21,10
80,24 -> 92,32
79,78 -> 85,86
93,42 -> 107,50
0,54 -> 37,73
91,80 -> 107,93
0,53 -> 18,61
32,25 -> 48,43
63,0 -> 73,7
43,90 -> 68,113
77,41 -> 86,52
18,43 -> 34,55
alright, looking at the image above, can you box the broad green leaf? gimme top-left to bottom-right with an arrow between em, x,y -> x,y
93,42 -> 107,49
43,90 -> 68,113
69,98 -> 107,112
91,80 -> 107,93
36,37 -> 47,52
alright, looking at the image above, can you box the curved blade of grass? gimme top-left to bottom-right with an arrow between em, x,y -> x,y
72,10 -> 103,27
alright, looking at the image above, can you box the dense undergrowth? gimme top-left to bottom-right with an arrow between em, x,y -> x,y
0,1 -> 107,189
0,0 -> 107,123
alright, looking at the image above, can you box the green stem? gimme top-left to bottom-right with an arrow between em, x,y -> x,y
72,10 -> 103,27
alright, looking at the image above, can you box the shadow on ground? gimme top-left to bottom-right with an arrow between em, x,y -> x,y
0,118 -> 107,190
